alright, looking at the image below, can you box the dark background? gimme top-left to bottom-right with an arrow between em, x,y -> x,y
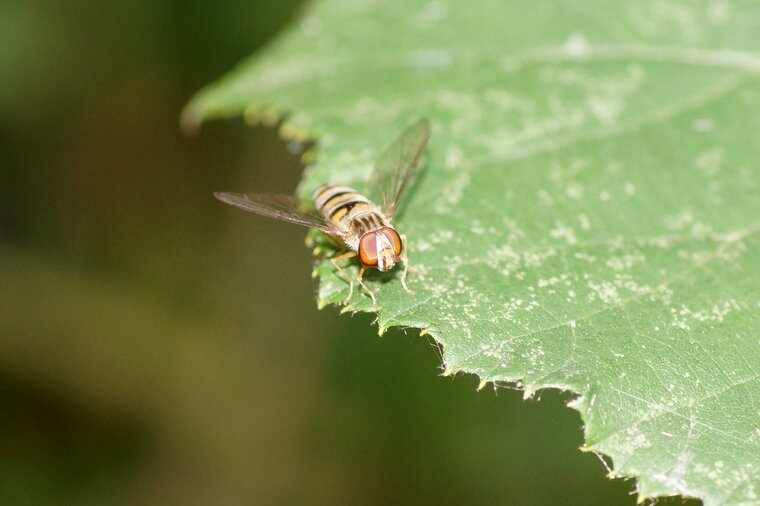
0,1 -> 675,504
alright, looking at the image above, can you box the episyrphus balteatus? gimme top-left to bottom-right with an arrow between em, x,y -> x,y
214,118 -> 431,310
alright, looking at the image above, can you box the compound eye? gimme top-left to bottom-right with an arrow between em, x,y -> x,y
381,227 -> 402,257
358,233 -> 379,266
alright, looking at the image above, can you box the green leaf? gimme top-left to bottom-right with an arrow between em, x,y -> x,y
185,1 -> 760,504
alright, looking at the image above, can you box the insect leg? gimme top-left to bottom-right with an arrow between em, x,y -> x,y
399,234 -> 415,295
357,267 -> 378,311
331,251 -> 358,304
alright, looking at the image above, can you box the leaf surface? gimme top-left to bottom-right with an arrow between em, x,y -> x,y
185,1 -> 760,503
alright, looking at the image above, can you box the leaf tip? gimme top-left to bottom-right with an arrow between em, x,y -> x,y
441,368 -> 454,377
244,107 -> 261,126
179,106 -> 203,136
279,122 -> 310,143
261,108 -> 280,127
476,380 -> 488,391
301,150 -> 317,165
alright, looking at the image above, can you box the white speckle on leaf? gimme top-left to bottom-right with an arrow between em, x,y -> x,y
415,238 -> 432,252
707,0 -> 732,24
695,147 -> 723,177
617,427 -> 652,458
522,247 -> 557,268
574,252 -> 597,263
652,452 -> 694,496
414,0 -> 448,28
578,213 -> 591,230
670,299 -> 743,330
550,221 -> 577,245
629,3 -> 701,43
419,229 -> 453,252
538,274 -> 570,288
587,280 -> 621,305
471,220 -> 485,235
606,252 -> 645,271
436,89 -> 479,116
319,134 -> 335,147
664,210 -> 694,230
501,217 -> 526,244
537,189 -> 554,207
407,49 -> 452,68
691,221 -> 714,236
444,144 -> 464,170
550,158 -> 589,185
564,32 -> 589,56
647,236 -> 672,248
587,94 -> 624,124
434,170 -> 470,214
692,118 -> 715,132
566,183 -> 584,200
484,88 -> 533,113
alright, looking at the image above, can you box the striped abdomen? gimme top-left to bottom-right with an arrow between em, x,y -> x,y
313,185 -> 388,243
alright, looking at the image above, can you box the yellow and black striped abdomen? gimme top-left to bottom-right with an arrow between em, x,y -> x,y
313,185 -> 373,226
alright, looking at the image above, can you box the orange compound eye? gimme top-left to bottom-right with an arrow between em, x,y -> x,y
381,227 -> 402,257
358,233 -> 379,267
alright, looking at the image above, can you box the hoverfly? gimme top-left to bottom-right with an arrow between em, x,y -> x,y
214,118 -> 431,310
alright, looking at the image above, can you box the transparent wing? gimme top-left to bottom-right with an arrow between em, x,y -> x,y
214,192 -> 336,234
367,118 -> 431,218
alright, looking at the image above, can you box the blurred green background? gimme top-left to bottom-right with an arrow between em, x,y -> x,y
0,1 -> 671,504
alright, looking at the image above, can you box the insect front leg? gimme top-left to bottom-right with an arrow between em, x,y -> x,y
331,251 -> 358,304
356,267 -> 377,311
399,234 -> 415,295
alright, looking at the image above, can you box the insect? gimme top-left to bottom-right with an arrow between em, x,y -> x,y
214,118 -> 431,310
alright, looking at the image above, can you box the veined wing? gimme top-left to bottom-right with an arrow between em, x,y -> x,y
214,192 -> 336,234
367,118 -> 431,218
